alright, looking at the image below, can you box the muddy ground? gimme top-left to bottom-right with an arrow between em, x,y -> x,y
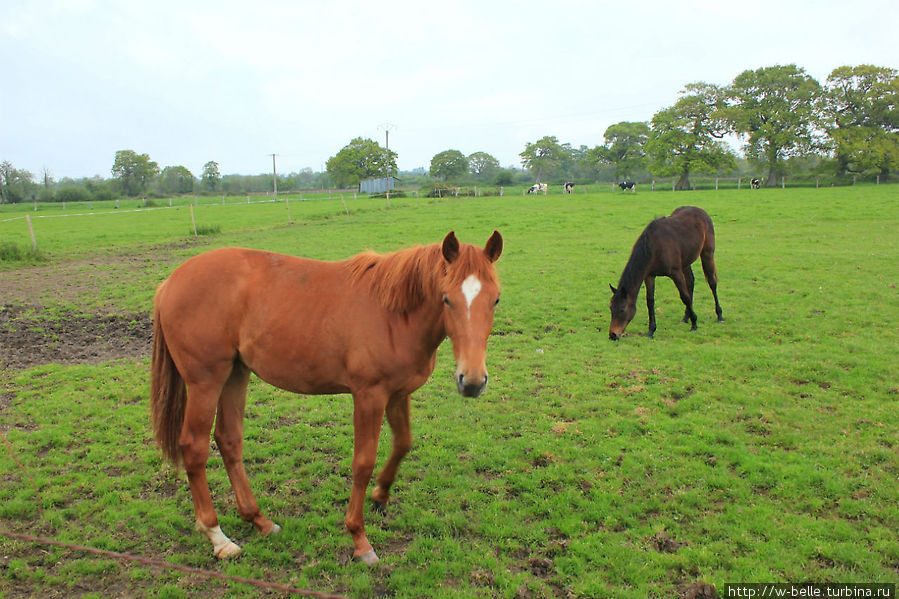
0,251 -> 180,369
0,304 -> 153,369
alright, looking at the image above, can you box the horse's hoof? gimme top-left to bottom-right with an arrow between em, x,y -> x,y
265,523 -> 282,536
214,540 -> 242,559
372,500 -> 387,514
354,549 -> 380,566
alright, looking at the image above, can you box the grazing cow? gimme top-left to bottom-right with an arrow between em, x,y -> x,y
527,183 -> 548,195
750,178 -> 761,189
618,180 -> 636,193
564,182 -> 574,194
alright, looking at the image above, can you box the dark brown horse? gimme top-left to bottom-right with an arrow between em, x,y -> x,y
609,206 -> 722,340
151,231 -> 503,565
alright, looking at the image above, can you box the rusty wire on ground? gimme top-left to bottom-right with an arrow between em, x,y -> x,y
1,429 -> 347,598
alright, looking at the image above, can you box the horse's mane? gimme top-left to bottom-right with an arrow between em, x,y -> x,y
345,242 -> 497,313
617,219 -> 659,293
346,244 -> 444,313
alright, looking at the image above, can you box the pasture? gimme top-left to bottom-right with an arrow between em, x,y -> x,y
1,186 -> 898,598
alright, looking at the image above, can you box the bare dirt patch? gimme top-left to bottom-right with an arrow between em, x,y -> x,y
1,304 -> 153,369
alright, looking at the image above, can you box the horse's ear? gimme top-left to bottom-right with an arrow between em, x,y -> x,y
484,230 -> 503,263
609,284 -> 617,295
442,231 -> 460,264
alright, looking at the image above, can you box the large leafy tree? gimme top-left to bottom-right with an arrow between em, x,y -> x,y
519,135 -> 570,181
160,166 -> 195,194
468,151 -> 500,178
821,64 -> 899,178
429,149 -> 469,181
727,65 -> 822,186
202,161 -> 222,191
0,161 -> 36,204
587,121 -> 650,180
111,150 -> 159,196
326,137 -> 397,188
646,83 -> 736,190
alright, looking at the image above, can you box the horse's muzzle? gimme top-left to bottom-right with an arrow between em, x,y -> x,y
457,373 -> 488,398
609,332 -> 620,341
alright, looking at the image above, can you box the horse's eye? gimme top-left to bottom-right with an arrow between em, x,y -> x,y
443,295 -> 451,307
493,297 -> 500,307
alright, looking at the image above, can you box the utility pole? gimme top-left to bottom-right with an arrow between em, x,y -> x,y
270,153 -> 278,200
379,123 -> 395,207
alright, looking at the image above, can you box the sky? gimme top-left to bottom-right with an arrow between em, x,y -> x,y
2,0 -> 897,181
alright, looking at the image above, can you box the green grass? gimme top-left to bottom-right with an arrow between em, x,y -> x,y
1,185 -> 898,597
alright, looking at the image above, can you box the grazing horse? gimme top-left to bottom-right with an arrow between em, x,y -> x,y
564,182 -> 574,194
151,231 -> 503,565
608,206 -> 723,340
750,178 -> 761,189
618,180 -> 636,192
527,183 -> 548,195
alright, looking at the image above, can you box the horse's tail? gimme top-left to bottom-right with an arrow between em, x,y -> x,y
150,281 -> 186,466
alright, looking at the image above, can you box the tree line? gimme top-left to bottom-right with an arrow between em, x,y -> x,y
2,63 -> 895,204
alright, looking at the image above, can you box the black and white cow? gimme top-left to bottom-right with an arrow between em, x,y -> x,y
618,180 -> 636,192
563,182 -> 574,194
750,178 -> 761,189
527,183 -> 548,195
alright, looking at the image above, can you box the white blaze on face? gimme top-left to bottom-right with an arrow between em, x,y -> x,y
461,274 -> 482,314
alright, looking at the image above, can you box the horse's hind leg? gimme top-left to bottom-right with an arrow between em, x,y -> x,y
180,374 -> 242,559
670,270 -> 697,331
700,249 -> 724,323
214,362 -> 281,537
682,267 -> 695,324
372,393 -> 412,509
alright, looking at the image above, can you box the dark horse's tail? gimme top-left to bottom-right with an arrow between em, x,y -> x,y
150,281 -> 186,466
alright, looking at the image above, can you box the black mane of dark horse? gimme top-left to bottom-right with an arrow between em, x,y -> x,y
608,206 -> 724,340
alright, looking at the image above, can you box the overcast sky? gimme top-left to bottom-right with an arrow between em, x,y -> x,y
2,0 -> 897,180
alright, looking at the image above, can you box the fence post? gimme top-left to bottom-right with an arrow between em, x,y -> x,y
25,215 -> 37,250
190,204 -> 198,237
715,178 -> 719,191
737,178 -> 741,190
876,175 -> 880,185
781,176 -> 785,189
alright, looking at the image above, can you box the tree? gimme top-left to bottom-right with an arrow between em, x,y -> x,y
587,121 -> 650,180
468,151 -> 500,178
727,65 -> 822,186
519,136 -> 571,181
646,83 -> 736,190
0,161 -> 36,204
160,166 -> 196,194
326,137 -> 397,188
202,161 -> 222,191
111,150 -> 159,196
821,65 -> 899,178
429,150 -> 469,181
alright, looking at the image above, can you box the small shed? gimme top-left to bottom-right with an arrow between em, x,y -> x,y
359,177 -> 397,194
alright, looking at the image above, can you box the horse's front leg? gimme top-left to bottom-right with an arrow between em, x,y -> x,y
372,394 -> 412,510
345,388 -> 388,566
644,277 -> 657,339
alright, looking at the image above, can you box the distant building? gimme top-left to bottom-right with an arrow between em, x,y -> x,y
359,177 -> 397,194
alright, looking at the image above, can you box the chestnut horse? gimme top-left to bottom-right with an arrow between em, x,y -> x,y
151,231 -> 503,565
608,206 -> 722,340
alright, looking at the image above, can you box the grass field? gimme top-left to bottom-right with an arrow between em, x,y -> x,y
1,185 -> 898,598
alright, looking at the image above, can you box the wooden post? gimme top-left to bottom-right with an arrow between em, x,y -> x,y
715,178 -> 719,191
190,204 -> 198,237
25,215 -> 37,250
500,186 -> 504,196
781,176 -> 785,189
737,178 -> 741,190
341,194 -> 349,215
651,180 -> 655,192
876,175 -> 880,185
286,194 -> 292,223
